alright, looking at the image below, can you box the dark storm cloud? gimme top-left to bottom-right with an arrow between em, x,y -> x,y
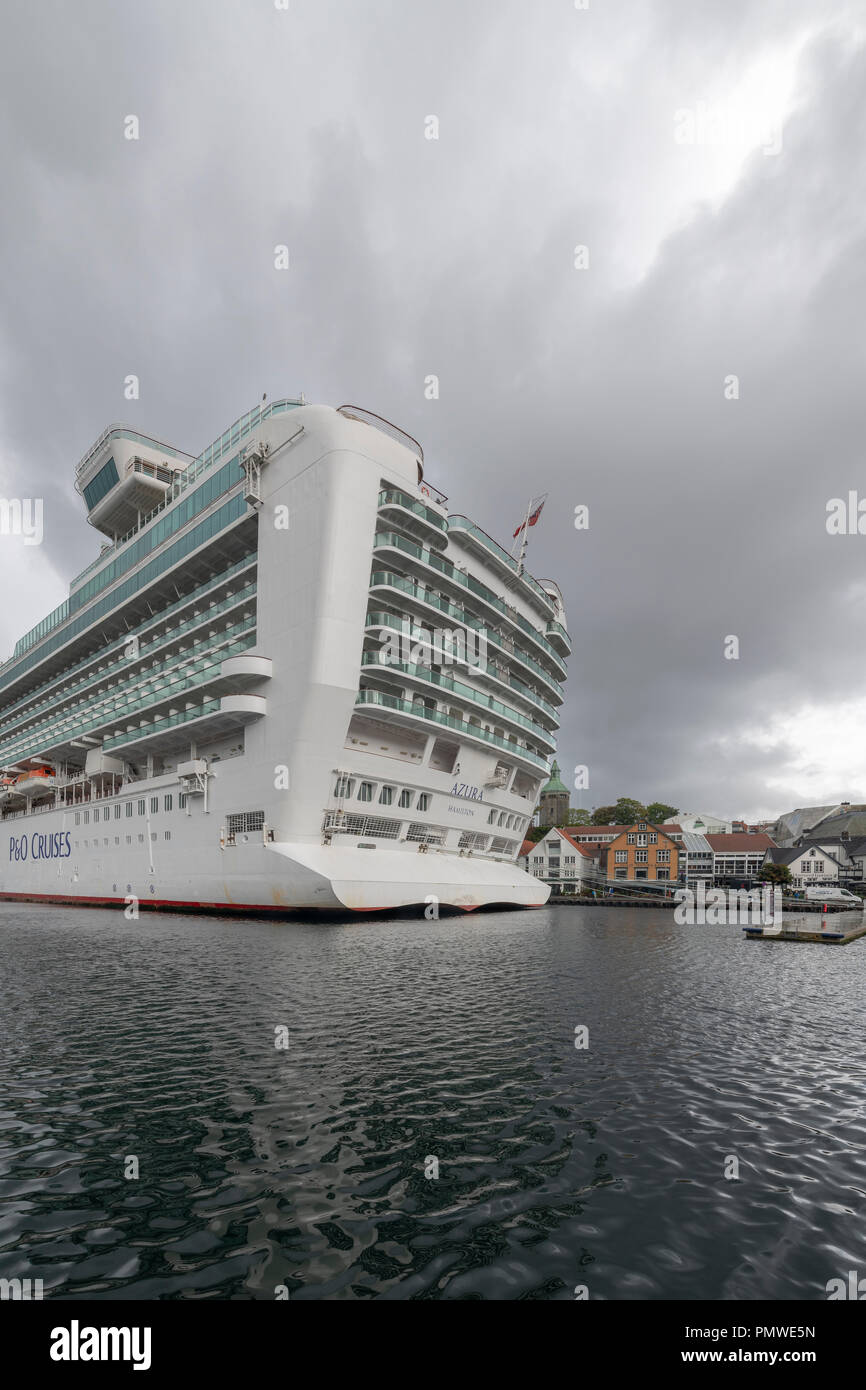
0,0 -> 864,818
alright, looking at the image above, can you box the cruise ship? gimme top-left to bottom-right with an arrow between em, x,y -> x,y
0,401 -> 569,913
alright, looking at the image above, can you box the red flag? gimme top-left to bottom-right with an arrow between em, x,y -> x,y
513,499 -> 546,538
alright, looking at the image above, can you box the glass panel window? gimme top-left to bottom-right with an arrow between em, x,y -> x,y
379,786 -> 394,805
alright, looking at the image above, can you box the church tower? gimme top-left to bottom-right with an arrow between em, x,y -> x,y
538,760 -> 569,826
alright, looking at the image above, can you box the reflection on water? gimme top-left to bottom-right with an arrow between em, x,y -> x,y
1,902 -> 864,1300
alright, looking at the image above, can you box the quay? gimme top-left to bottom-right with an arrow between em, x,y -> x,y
550,895 -> 860,913
742,912 -> 866,944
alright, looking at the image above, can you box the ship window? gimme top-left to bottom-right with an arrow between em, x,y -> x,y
399,789 -> 414,809
125,836 -> 131,844
488,810 -> 497,824
83,810 -> 90,824
417,793 -> 431,811
164,795 -> 172,811
179,793 -> 187,809
114,804 -> 121,819
104,837 -> 109,846
150,797 -> 158,813
126,802 -> 133,817
358,782 -> 374,802
115,837 -> 119,845
165,831 -> 171,840
151,833 -> 157,842
138,833 -> 144,843
379,786 -> 395,805
334,777 -> 355,798
75,813 -> 80,826
103,807 -> 110,822
138,800 -> 145,815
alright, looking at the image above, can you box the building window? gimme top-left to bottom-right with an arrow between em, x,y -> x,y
657,849 -> 670,863
615,850 -> 627,863
615,868 -> 627,879
635,850 -> 648,863
648,832 -> 657,844
627,833 -> 635,844
636,833 -> 647,846
656,868 -> 669,880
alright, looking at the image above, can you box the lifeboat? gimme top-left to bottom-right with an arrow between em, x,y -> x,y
13,766 -> 57,797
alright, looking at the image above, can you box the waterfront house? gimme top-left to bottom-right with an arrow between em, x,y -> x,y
605,821 -> 680,885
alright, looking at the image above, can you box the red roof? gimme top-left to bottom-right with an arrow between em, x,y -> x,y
568,823 -> 683,837
557,829 -> 599,857
518,838 -> 536,858
705,832 -> 776,851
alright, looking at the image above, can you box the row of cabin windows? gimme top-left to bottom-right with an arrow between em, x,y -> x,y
75,793 -> 186,826
334,777 -> 430,812
487,808 -> 523,831
76,832 -> 172,847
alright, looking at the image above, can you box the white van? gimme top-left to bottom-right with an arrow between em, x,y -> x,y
804,885 -> 861,903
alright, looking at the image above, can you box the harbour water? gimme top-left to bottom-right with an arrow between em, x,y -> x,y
1,902 -> 864,1300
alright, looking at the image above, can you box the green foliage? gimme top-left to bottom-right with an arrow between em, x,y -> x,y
761,862 -> 792,886
613,797 -> 647,824
590,805 -> 618,826
645,802 -> 678,824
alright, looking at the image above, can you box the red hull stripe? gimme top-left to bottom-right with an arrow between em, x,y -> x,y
0,890 -> 541,915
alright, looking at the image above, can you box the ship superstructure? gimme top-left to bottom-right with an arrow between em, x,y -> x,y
0,401 -> 568,912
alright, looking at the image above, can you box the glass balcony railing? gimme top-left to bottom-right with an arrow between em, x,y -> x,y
446,515 -> 555,616
377,489 -> 447,534
367,574 -> 565,699
372,533 -> 567,675
0,632 -> 257,765
0,583 -> 257,739
360,654 -> 556,744
364,611 -> 559,718
103,699 -> 224,751
355,688 -> 550,771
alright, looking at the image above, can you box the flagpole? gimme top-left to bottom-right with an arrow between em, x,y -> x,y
513,496 -> 532,566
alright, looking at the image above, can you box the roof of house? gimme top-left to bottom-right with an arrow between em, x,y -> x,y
765,845 -> 846,867
557,829 -> 602,857
518,838 -> 536,859
679,832 -> 713,853
705,832 -> 776,851
568,823 -> 683,838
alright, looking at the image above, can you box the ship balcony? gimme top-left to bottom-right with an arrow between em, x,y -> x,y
360,654 -> 558,751
546,620 -> 572,657
101,694 -> 267,758
86,466 -> 175,539
219,654 -> 272,691
377,489 -> 448,550
371,537 -> 567,679
354,687 -> 550,774
445,515 -> 558,622
363,612 -> 561,722
365,583 -> 565,704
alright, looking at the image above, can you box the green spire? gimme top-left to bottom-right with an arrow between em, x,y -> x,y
541,760 -> 568,795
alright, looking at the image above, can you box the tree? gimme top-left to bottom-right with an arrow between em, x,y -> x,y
645,802 -> 678,824
591,805 -> 618,826
613,797 -> 647,824
526,826 -> 548,843
566,808 -> 591,826
761,863 -> 792,887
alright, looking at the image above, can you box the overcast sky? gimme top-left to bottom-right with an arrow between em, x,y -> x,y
1,0 -> 865,821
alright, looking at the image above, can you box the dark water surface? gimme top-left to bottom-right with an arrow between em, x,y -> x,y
1,902 -> 864,1300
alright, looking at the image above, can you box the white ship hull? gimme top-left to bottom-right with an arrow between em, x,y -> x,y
0,400 -> 567,918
